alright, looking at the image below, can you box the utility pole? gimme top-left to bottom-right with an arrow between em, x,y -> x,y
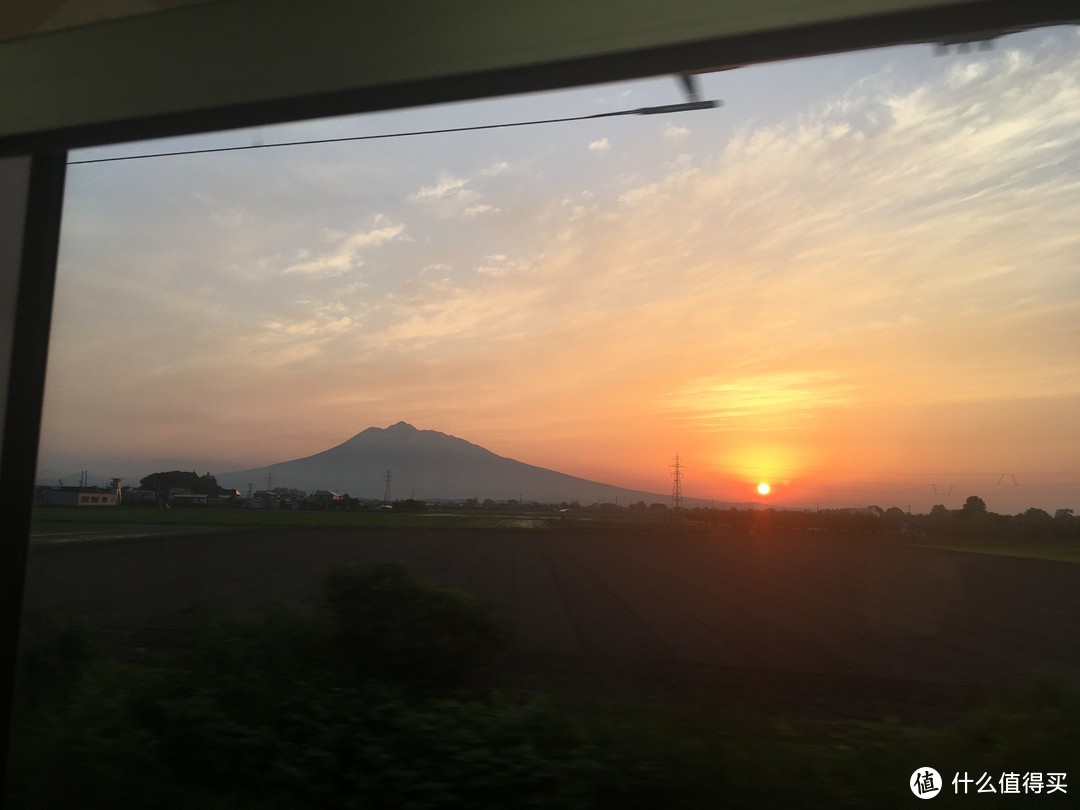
670,454 -> 684,509
383,469 -> 393,507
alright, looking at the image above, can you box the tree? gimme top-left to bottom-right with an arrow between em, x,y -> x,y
961,495 -> 987,518
929,504 -> 950,517
139,470 -> 220,496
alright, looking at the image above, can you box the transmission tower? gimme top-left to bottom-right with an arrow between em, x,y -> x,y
382,469 -> 393,506
670,454 -> 684,509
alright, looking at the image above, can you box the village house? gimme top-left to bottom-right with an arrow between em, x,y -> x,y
306,490 -> 344,508
36,485 -> 118,507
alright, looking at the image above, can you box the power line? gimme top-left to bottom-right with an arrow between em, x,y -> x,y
67,100 -> 721,166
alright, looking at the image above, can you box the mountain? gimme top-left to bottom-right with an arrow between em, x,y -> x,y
218,422 -> 686,505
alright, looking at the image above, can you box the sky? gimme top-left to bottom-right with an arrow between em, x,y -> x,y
37,27 -> 1080,514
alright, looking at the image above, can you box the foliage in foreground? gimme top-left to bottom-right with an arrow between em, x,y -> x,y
8,563 -> 656,809
9,562 -> 1080,809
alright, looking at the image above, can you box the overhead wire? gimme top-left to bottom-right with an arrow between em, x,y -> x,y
67,100 -> 721,166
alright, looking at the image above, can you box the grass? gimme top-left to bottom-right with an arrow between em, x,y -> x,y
559,680 -> 1080,808
33,507 -> 1080,566
901,538 -> 1080,564
11,558 -> 1080,808
29,505 -> 684,538
13,612 -> 1079,808
31,506 -> 524,532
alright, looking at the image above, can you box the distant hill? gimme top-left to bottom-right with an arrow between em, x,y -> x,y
218,421 -> 713,506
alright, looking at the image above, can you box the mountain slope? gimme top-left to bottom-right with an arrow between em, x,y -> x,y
218,422 -> 672,504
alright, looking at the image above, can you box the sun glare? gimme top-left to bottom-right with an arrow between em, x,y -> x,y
757,482 -> 771,496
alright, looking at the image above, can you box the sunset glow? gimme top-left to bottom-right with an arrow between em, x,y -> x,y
37,29 -> 1080,514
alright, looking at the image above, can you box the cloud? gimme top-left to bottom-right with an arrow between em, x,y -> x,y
472,254 -> 531,277
364,281 -> 544,350
282,217 -> 404,276
663,122 -> 690,140
479,161 -> 510,176
410,170 -> 501,218
410,173 -> 470,202
663,372 -> 859,432
587,138 -> 610,152
947,59 -> 990,87
263,315 -> 354,339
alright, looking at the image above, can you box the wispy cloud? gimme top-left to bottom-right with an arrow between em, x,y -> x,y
409,168 -> 503,218
479,160 -> 510,176
663,122 -> 690,140
663,372 -> 859,431
410,173 -> 470,202
282,217 -> 404,276
588,137 -> 610,152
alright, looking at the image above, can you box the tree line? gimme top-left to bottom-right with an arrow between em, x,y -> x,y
680,495 -> 1078,543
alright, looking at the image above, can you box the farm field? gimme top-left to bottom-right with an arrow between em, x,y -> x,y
19,526 -> 1080,716
30,505 -> 529,531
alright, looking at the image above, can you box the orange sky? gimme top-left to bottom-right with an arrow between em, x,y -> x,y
38,29 -> 1080,513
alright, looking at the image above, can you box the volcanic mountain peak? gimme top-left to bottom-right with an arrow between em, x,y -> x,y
337,421 -> 487,454
347,421 -> 414,439
382,420 -> 417,434
218,422 -> 685,505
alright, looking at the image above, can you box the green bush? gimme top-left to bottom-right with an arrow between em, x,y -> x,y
9,655 -> 661,809
322,561 -> 512,691
11,562 -> 1080,809
7,562 -> 662,809
12,613 -> 99,713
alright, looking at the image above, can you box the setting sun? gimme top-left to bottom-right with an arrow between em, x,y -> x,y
757,483 -> 771,496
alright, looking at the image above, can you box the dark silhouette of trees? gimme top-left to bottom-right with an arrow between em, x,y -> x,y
139,470 -> 220,496
900,496 -> 1080,544
961,495 -> 987,518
